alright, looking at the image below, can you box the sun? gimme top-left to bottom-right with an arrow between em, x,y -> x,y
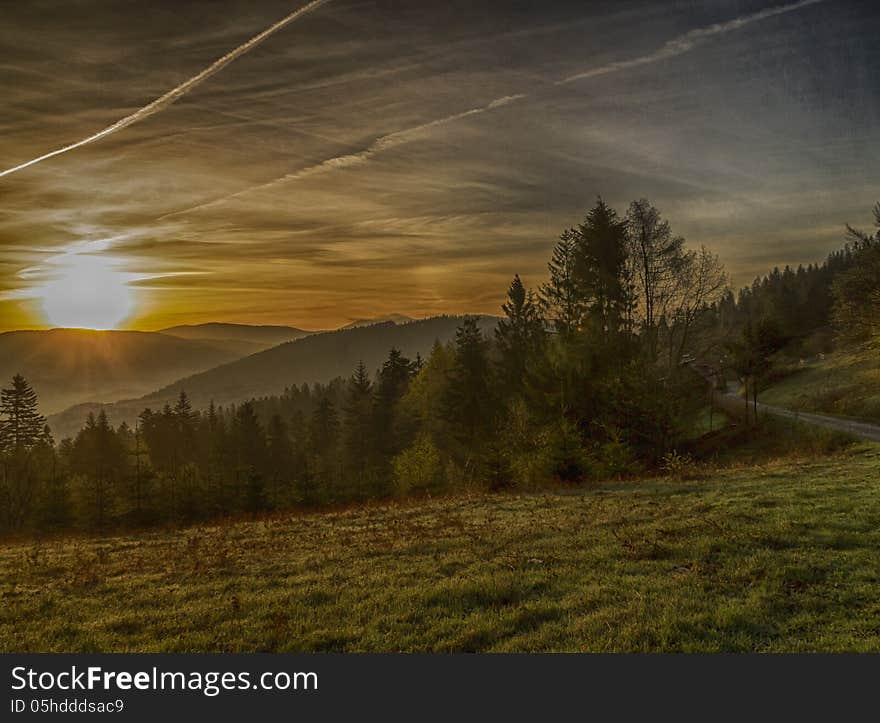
37,253 -> 135,330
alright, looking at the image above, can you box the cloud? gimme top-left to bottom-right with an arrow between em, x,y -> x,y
161,93 -> 527,217
0,0 -> 331,179
1,0 -> 867,331
166,0 -> 827,217
556,0 -> 827,85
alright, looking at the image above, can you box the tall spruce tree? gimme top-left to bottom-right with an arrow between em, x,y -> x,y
266,414 -> 294,506
373,348 -> 415,459
342,361 -> 375,496
576,197 -> 631,339
495,275 -> 544,394
445,317 -> 495,450
540,229 -> 585,334
0,375 -> 46,453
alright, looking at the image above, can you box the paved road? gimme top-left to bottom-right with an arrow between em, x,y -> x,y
725,394 -> 880,443
687,361 -> 880,443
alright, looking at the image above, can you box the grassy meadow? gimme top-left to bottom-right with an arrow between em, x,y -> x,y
3,441 -> 880,653
762,348 -> 880,423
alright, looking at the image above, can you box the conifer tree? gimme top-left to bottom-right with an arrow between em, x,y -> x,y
342,361 -> 375,496
373,348 -> 415,459
540,229 -> 584,334
266,413 -> 294,505
576,197 -> 631,339
70,410 -> 125,528
445,317 -> 495,451
495,275 -> 544,394
0,374 -> 46,453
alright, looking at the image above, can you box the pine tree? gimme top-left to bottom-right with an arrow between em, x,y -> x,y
342,361 -> 375,497
172,390 -> 198,469
233,401 -> 265,471
266,413 -> 294,506
495,275 -> 544,394
233,401 -> 266,512
310,396 -> 339,457
70,410 -> 124,528
445,317 -> 495,451
577,197 -> 631,339
0,375 -> 46,453
308,395 -> 340,500
540,229 -> 584,334
373,348 -> 415,459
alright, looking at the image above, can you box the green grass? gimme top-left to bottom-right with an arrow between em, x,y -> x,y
3,443 -> 880,652
687,406 -> 730,439
762,348 -> 880,423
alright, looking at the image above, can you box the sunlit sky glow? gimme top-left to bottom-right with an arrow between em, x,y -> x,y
1,0 -> 878,331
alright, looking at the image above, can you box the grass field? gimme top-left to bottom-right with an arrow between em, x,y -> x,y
762,348 -> 880,423
2,442 -> 880,653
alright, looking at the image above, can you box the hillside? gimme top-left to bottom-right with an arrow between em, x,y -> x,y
3,445 -> 879,652
761,348 -> 880,424
48,315 -> 498,437
0,329 -> 254,416
159,322 -> 311,349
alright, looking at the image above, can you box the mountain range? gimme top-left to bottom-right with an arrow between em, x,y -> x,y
0,329 -> 250,416
45,315 -> 498,439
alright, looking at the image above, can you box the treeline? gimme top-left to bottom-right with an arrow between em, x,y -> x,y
713,204 -> 880,356
6,200 -> 875,535
0,197 -> 732,534
830,202 -> 880,347
702,202 -> 880,419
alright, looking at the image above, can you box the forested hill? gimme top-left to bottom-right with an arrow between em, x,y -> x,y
48,315 -> 498,439
716,236 -> 874,354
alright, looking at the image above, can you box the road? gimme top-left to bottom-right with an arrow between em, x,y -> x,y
687,360 -> 880,443
724,393 -> 880,443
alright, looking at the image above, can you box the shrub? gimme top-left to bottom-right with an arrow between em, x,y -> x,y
392,435 -> 444,497
661,450 -> 697,479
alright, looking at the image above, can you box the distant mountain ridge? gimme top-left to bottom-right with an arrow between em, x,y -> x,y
340,314 -> 415,329
0,329 -> 252,416
48,315 -> 499,439
159,322 -> 311,348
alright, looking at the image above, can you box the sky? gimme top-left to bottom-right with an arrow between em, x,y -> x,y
1,0 -> 878,331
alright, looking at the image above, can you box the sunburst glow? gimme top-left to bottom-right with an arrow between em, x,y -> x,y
37,253 -> 135,330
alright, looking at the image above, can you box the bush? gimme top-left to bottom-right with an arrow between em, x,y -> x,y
661,450 -> 697,480
508,420 -> 594,487
596,435 -> 643,479
392,435 -> 444,497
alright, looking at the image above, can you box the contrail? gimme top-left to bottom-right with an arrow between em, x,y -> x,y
160,94 -> 527,218
163,0 -> 825,218
0,0 -> 331,179
556,0 -> 825,85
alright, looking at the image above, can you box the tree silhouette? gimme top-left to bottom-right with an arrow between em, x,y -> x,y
495,275 -> 544,395
0,374 -> 46,453
342,361 -> 376,497
445,317 -> 495,451
577,198 -> 631,339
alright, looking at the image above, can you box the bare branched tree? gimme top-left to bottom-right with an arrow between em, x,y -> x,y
625,200 -> 727,369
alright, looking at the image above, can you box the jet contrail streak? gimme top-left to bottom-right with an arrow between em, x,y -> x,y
160,94 -> 527,218
0,0 -> 331,179
163,0 -> 825,218
556,0 -> 826,85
